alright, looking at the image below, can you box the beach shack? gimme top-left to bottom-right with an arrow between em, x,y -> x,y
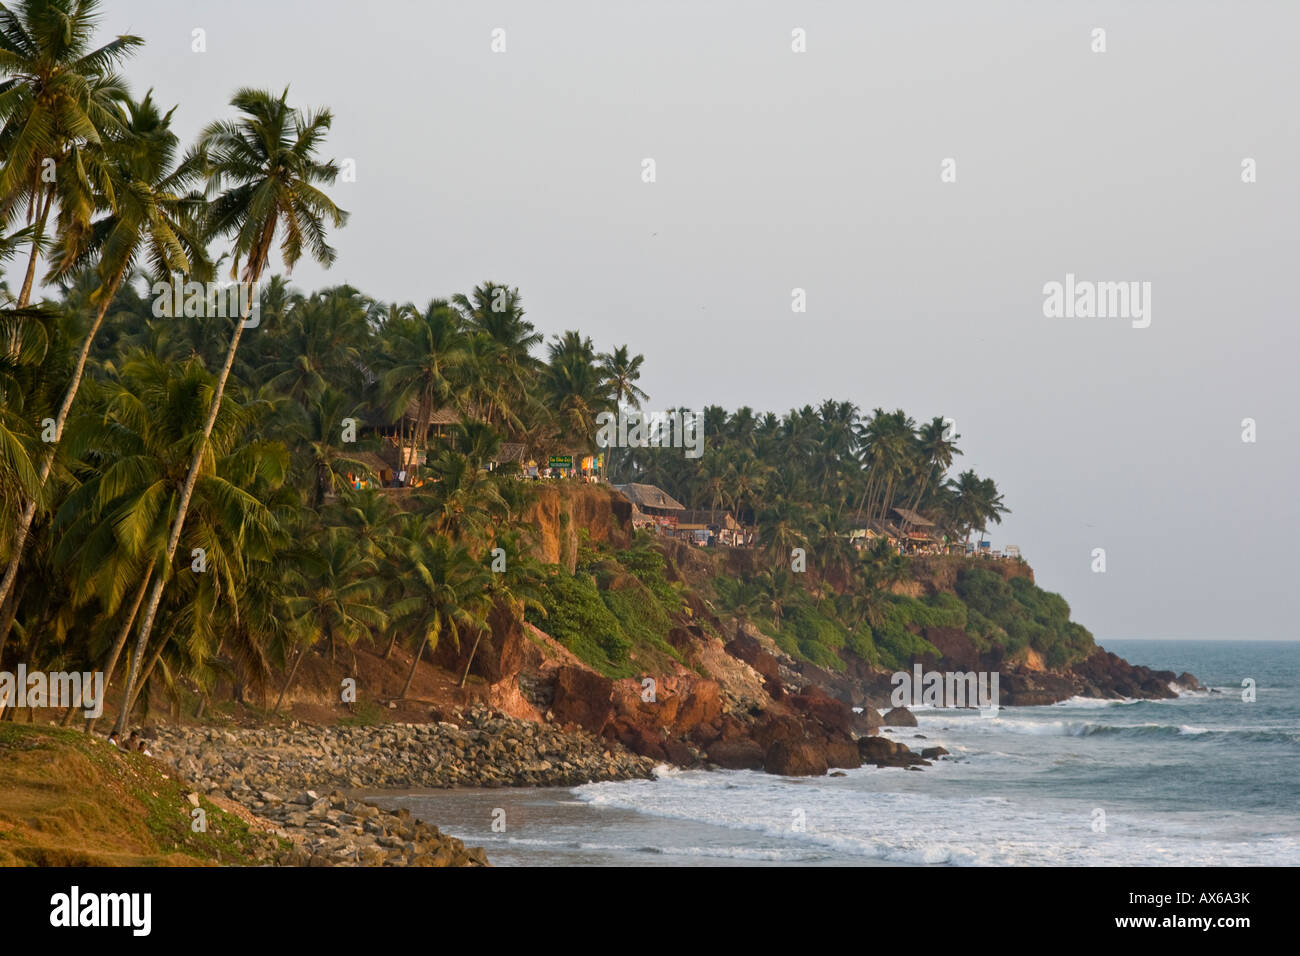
490,442 -> 528,473
347,451 -> 395,490
383,401 -> 482,466
889,507 -> 945,555
848,514 -> 905,552
676,508 -> 749,547
541,447 -> 601,480
613,483 -> 686,534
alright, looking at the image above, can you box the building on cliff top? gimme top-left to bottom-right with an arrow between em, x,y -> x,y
675,508 -> 752,547
613,483 -> 685,533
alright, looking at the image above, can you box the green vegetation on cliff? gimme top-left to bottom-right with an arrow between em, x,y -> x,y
526,540 -> 686,678
0,0 -> 1067,734
957,567 -> 1095,668
707,550 -> 1095,674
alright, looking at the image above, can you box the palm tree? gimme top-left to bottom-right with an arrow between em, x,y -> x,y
756,567 -> 796,630
45,351 -> 281,730
599,344 -> 647,409
454,282 -> 540,430
391,536 -> 491,699
0,0 -> 142,306
420,446 -> 508,542
597,344 -> 647,478
542,330 -> 611,448
274,526 -> 386,712
692,451 -> 733,513
0,299 -> 50,667
0,91 -> 210,630
378,298 -> 469,452
971,475 -> 1009,544
854,408 -> 916,520
945,470 -> 1009,546
259,286 -> 370,405
899,415 -> 961,529
116,87 -> 347,733
295,387 -> 371,508
461,529 -> 544,687
0,302 -> 47,509
728,451 -> 766,525
756,498 -> 810,569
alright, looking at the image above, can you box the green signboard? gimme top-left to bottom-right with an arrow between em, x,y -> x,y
548,456 -> 573,469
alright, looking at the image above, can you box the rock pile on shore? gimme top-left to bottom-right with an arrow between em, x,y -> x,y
256,790 -> 488,867
151,705 -> 656,796
146,706 -> 656,867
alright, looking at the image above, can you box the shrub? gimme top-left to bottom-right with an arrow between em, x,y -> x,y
526,570 -> 633,676
956,567 -> 1095,668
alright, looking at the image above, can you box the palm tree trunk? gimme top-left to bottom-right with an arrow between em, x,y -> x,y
84,564 -> 153,734
878,476 -> 896,520
0,265 -> 129,639
459,629 -> 485,688
273,646 -> 307,714
15,186 -> 53,308
114,278 -> 258,735
856,467 -> 877,523
400,634 -> 429,698
0,583 -> 19,665
0,579 -> 28,722
113,618 -> 177,732
128,635 -> 171,714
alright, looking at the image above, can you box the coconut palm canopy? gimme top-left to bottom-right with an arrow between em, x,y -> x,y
0,1 -> 1011,733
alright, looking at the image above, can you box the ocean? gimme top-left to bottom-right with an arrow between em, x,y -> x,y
370,640 -> 1299,866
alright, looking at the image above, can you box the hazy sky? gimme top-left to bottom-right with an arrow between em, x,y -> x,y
108,1 -> 1297,641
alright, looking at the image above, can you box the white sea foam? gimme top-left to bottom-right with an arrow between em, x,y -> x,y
570,767 -> 1300,866
1053,695 -> 1142,708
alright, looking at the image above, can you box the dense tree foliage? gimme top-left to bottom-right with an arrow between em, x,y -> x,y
0,0 -> 1028,727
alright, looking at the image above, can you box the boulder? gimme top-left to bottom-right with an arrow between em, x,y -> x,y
713,715 -> 750,742
605,719 -> 667,761
674,680 -> 724,732
824,739 -> 862,770
706,738 -> 765,770
920,746 -> 949,759
764,740 -> 828,777
789,689 -> 853,736
550,666 -> 613,733
882,706 -> 918,727
725,631 -> 781,681
852,706 -> 884,736
661,738 -> 697,767
752,713 -> 805,750
858,736 -> 925,768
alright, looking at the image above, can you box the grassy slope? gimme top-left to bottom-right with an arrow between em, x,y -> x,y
0,723 -> 287,867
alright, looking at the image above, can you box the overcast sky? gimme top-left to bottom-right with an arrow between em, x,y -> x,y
109,1 -> 1297,642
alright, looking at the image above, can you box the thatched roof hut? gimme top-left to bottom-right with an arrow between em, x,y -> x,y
613,483 -> 685,513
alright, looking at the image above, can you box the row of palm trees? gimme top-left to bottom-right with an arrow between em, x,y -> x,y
0,0 -> 556,730
0,0 -> 1015,729
610,401 -> 1010,561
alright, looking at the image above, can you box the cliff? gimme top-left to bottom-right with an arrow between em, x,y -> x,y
93,481 -> 1198,783
520,482 -> 632,571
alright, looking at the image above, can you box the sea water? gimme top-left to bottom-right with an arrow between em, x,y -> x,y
372,640 -> 1299,866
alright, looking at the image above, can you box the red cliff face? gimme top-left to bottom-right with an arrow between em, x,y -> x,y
522,483 -> 632,571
